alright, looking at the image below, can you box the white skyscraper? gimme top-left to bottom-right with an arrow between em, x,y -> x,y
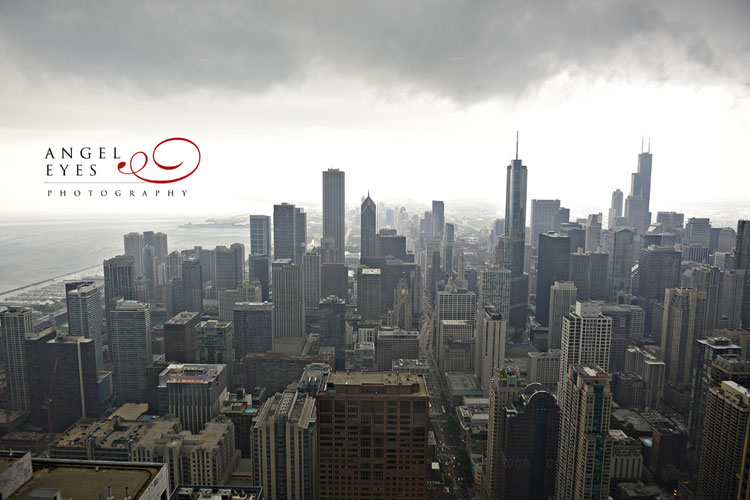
110,299 -> 152,404
559,302 -> 612,407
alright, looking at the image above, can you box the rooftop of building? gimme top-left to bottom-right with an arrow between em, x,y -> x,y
109,403 -> 149,421
392,359 -> 429,370
377,329 -> 419,339
360,268 -> 381,275
1,453 -> 165,500
527,349 -> 560,359
165,311 -> 200,325
446,373 -> 481,394
321,371 -> 428,397
170,485 -> 263,500
159,363 -> 226,384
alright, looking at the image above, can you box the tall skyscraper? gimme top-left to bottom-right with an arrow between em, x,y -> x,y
361,193 -> 377,259
249,214 -> 272,256
103,254 -> 136,335
214,243 -> 245,290
303,249 -> 322,312
272,259 -> 305,340
233,302 -> 274,358
250,254 -> 271,301
637,245 -> 682,327
482,382 -> 559,500
322,168 -> 345,263
556,365 -> 614,500
254,389 -> 317,500
123,232 -> 145,277
295,207 -> 307,265
530,199 -> 561,252
274,203 -> 297,262
65,281 -> 104,370
624,148 -> 653,235
685,217 -> 712,248
110,299 -> 152,404
585,213 -> 602,252
159,363 -> 228,434
432,200 -> 445,241
316,372 -> 429,500
536,232 -> 571,326
483,367 -> 526,499
181,257 -> 203,312
609,227 -> 634,300
559,302 -> 612,406
435,284 -> 476,365
696,381 -> 750,499
661,287 -> 708,386
736,220 -> 750,327
1,306 -> 32,412
608,189 -> 624,230
478,266 -> 511,321
549,281 -> 578,350
475,305 -> 507,395
357,268 -> 382,322
497,137 -> 530,330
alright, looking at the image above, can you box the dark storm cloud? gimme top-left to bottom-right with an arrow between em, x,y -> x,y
0,0 -> 747,102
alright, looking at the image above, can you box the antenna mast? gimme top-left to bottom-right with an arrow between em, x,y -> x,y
515,131 -> 519,160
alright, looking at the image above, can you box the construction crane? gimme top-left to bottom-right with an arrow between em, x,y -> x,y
42,356 -> 61,435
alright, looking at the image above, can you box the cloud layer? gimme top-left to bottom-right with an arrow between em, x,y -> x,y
1,0 -> 747,103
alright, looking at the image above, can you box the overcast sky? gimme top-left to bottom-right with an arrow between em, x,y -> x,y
1,0 -> 748,222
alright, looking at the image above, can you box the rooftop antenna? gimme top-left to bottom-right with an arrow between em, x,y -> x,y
515,130 -> 519,160
641,137 -> 644,153
648,137 -> 651,153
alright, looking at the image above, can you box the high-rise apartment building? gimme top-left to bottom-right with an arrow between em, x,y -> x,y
483,367 -> 526,499
637,245 -> 682,326
1,306 -> 33,412
272,259 -> 305,340
274,203 -> 298,263
548,281 -> 577,350
661,288 -> 707,386
323,168 -> 346,263
253,389 -> 317,500
559,302 -> 612,407
233,302 -> 273,358
696,381 -> 750,499
110,299 -> 152,404
475,305 -> 507,395
478,266 -> 511,321
585,213 -> 602,252
249,214 -> 272,256
316,372 -> 429,500
537,232 -> 571,326
435,284 -> 476,364
556,365 -> 614,500
65,281 -> 104,370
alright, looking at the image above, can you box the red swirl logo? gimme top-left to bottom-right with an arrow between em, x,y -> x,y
117,138 -> 200,184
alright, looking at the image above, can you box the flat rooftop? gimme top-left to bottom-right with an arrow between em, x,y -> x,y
109,403 -> 149,421
322,372 -> 428,397
7,460 -> 163,500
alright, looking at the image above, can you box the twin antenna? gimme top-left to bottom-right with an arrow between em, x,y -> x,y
641,136 -> 651,153
515,130 -> 519,160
